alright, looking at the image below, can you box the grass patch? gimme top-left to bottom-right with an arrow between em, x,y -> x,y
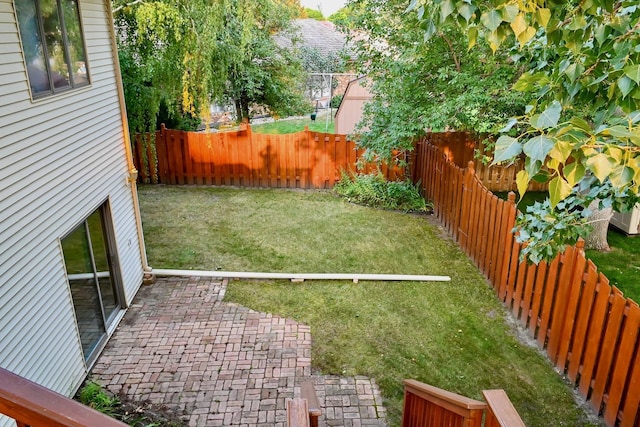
585,228 -> 640,303
139,186 -> 600,426
252,116 -> 335,134
334,172 -> 430,213
76,381 -> 184,426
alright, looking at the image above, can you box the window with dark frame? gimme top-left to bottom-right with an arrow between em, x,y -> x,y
14,0 -> 90,98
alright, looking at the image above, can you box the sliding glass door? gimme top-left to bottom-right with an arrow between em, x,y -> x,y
61,202 -> 121,363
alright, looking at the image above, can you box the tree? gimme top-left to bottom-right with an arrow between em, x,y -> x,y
303,7 -> 325,20
344,0 -> 527,165
219,0 -> 310,122
407,0 -> 640,263
113,0 -> 308,129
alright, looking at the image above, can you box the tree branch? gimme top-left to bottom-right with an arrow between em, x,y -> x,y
439,32 -> 460,72
113,0 -> 144,14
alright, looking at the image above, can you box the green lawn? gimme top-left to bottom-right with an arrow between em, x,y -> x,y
252,115 -> 335,134
585,228 -> 640,303
139,186 -> 600,426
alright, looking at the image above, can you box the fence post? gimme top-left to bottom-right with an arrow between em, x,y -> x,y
458,161 -> 476,253
497,192 -> 517,299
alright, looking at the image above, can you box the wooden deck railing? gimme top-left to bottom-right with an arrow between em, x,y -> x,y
286,380 -> 321,427
0,367 -> 128,427
401,380 -> 526,427
402,380 -> 486,427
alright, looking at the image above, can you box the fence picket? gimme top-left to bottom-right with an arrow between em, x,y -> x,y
578,275 -> 612,397
566,262 -> 599,382
556,252 -> 588,370
604,302 -> 640,426
590,289 -> 627,413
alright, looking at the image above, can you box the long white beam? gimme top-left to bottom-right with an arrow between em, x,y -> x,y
152,269 -> 451,282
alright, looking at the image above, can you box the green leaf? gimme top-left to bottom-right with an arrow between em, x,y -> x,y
610,165 -> 634,187
595,24 -> 610,46
458,3 -> 477,22
517,26 -> 536,47
516,170 -> 530,201
481,9 -> 502,31
563,162 -> 585,187
513,72 -> 534,92
440,0 -> 455,21
565,63 -> 585,83
534,8 -> 551,28
568,116 -> 592,132
492,135 -> 522,163
423,20 -> 437,41
549,176 -> 572,208
606,125 -> 635,139
467,26 -> 478,49
586,153 -> 615,182
510,14 -> 527,35
523,135 -> 555,164
532,101 -> 562,129
500,118 -> 518,132
624,64 -> 640,84
500,4 -> 519,23
548,139 -> 572,163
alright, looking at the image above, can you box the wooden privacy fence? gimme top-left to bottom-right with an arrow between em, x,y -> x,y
419,132 -> 548,192
412,140 -> 640,427
132,124 -> 402,188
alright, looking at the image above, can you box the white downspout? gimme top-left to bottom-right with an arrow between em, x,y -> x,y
104,0 -> 152,277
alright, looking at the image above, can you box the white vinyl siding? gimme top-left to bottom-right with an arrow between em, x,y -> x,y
0,0 -> 143,413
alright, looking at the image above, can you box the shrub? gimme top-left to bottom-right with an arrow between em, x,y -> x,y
334,172 -> 431,213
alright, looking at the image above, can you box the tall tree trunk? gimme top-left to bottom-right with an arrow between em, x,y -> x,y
234,99 -> 244,123
584,199 -> 613,251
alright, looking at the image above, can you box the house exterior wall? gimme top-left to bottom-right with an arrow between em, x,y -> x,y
0,0 -> 144,410
335,77 -> 373,135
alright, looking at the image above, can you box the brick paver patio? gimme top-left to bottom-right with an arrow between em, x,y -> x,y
92,276 -> 387,426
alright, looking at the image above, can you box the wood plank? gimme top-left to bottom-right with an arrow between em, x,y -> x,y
590,288 -> 627,414
527,260 -> 547,337
511,259 -> 527,318
620,327 -> 640,427
566,262 -> 599,382
286,398 -> 310,427
482,389 -> 526,427
546,246 -> 577,363
604,302 -> 640,426
578,275 -> 612,397
487,194 -> 502,284
520,262 -> 537,327
556,252 -> 588,370
0,367 -> 129,427
537,255 -> 560,347
497,198 -> 517,300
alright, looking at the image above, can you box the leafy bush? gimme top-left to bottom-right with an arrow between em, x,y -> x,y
334,172 -> 430,213
76,381 -> 184,426
330,94 -> 343,109
77,382 -> 119,416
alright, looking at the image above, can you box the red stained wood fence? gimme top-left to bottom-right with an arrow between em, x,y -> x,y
419,132 -> 549,192
412,139 -> 640,427
132,124 -> 402,188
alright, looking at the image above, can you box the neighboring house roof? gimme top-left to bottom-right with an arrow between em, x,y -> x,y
276,19 -> 353,59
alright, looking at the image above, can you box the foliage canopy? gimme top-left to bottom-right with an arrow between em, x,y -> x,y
344,0 -> 528,165
405,0 -> 640,262
113,0 -> 309,130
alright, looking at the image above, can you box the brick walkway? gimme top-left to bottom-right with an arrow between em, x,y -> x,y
92,277 -> 387,426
